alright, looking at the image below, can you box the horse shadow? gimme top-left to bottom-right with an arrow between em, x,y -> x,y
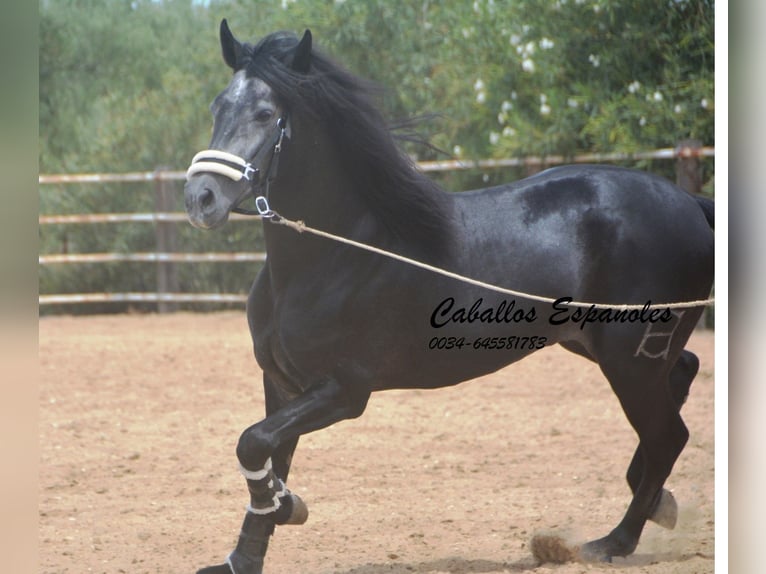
331,551 -> 713,573
332,557 -> 533,574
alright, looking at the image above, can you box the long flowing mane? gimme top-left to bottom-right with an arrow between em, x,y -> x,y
235,31 -> 455,262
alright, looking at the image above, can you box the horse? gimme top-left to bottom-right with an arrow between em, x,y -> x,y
183,20 -> 714,574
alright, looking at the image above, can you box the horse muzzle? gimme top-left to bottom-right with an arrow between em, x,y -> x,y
184,172 -> 239,230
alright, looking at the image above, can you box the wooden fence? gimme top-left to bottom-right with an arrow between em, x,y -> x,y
39,143 -> 714,311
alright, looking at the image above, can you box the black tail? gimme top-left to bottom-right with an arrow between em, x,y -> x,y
695,196 -> 714,230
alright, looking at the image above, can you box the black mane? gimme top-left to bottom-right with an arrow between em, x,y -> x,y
237,31 -> 455,263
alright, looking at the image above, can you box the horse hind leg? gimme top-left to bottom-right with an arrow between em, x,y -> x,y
579,344 -> 690,562
624,349 -> 700,530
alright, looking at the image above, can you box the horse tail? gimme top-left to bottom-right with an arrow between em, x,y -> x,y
695,196 -> 714,230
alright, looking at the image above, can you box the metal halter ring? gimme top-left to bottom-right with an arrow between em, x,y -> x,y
255,196 -> 275,218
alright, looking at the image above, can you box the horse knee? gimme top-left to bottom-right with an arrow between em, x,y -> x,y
237,424 -> 277,471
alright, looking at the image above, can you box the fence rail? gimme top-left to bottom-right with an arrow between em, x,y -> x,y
39,144 -> 714,309
39,292 -> 249,305
39,252 -> 267,264
39,212 -> 251,225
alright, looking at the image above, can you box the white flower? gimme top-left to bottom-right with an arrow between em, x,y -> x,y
639,116 -> 647,126
701,98 -> 709,109
539,37 -> 555,50
453,145 -> 463,157
476,91 -> 486,104
510,34 -> 522,46
501,100 -> 513,112
473,78 -> 485,92
462,28 -> 472,39
489,132 -> 500,145
522,58 -> 535,72
674,104 -> 683,114
502,126 -> 516,137
627,81 -> 641,94
510,90 -> 518,100
540,103 -> 551,115
567,98 -> 579,108
588,54 -> 600,68
652,91 -> 663,102
525,41 -> 536,56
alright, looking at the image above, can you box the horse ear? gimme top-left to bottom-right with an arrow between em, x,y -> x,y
291,29 -> 312,73
220,19 -> 243,71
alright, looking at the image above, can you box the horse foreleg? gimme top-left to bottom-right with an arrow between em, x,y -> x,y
198,377 -> 369,574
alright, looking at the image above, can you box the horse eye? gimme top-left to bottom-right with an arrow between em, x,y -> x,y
254,109 -> 274,123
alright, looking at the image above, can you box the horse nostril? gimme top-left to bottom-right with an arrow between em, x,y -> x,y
200,187 -> 215,209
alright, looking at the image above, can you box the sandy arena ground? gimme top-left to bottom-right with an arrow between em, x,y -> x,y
39,312 -> 715,574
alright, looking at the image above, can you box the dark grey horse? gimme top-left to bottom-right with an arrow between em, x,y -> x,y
184,21 -> 714,573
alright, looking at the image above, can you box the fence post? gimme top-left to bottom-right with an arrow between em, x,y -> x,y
675,139 -> 703,195
154,167 -> 179,313
675,140 -> 712,329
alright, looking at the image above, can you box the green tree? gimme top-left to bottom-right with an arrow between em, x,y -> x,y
39,0 -> 715,313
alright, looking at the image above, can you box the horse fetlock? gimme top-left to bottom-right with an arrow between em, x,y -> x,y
197,513 -> 273,574
240,458 -> 286,514
225,551 -> 264,574
238,458 -> 309,524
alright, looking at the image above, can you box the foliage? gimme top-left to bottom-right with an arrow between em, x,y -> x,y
38,0 -> 715,313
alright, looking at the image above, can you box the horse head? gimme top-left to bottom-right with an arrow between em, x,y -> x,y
184,20 -> 311,229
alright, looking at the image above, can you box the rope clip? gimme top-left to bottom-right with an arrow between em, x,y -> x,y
255,196 -> 275,218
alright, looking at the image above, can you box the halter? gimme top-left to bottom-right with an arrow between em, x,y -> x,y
186,116 -> 289,218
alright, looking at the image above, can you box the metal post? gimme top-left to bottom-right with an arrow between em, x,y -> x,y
675,140 -> 711,328
675,139 -> 703,195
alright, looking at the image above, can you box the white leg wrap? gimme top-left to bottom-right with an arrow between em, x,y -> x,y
239,457 -> 289,515
245,475 -> 289,515
239,457 -> 273,481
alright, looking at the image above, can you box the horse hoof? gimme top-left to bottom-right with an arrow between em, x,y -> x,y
275,492 -> 309,525
578,529 -> 636,563
196,565 -> 234,574
285,493 -> 309,524
577,540 -> 613,563
649,488 -> 678,529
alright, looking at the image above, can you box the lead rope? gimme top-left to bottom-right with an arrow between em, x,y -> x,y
254,197 -> 714,311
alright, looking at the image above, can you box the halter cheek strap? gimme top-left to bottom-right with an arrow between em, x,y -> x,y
185,116 -> 289,217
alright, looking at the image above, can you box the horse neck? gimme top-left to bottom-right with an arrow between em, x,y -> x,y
261,120 -> 380,272
261,115 -> 456,280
